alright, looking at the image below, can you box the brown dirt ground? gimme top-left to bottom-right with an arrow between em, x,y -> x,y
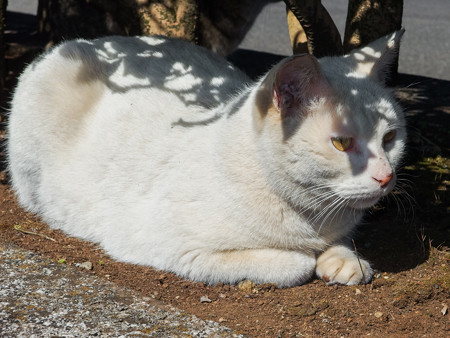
1,13 -> 449,337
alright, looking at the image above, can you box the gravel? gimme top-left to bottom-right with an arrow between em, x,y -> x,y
0,241 -> 243,337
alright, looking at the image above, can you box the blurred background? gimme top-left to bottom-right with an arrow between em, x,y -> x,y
6,0 -> 450,81
240,0 -> 450,81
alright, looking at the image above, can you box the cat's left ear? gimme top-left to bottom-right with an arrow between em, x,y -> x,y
349,29 -> 405,83
273,54 -> 331,117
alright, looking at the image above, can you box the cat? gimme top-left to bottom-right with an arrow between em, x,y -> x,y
7,30 -> 406,287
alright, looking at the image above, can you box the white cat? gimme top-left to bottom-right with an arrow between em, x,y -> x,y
7,31 -> 406,287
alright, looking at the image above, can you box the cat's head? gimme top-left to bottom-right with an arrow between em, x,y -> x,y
254,30 -> 406,211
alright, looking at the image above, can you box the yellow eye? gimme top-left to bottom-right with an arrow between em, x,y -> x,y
383,130 -> 396,144
331,136 -> 353,152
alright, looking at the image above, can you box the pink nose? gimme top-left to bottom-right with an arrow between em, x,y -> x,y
372,173 -> 393,188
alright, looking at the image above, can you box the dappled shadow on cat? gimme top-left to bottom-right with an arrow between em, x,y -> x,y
170,93 -> 251,128
56,36 -> 249,112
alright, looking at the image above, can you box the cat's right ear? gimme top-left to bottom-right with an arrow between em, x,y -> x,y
273,54 -> 330,118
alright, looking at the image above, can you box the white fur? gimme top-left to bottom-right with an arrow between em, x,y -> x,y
8,32 -> 405,287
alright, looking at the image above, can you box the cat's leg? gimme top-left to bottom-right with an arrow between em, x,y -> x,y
315,245 -> 373,285
179,248 -> 316,287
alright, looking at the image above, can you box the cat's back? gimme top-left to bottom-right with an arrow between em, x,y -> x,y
9,35 -> 250,166
11,35 -> 248,127
8,35 -> 249,213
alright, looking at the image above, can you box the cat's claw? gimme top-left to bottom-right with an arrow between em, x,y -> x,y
315,245 -> 373,285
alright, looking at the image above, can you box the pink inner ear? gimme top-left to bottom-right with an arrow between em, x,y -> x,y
273,89 -> 281,109
273,54 -> 330,116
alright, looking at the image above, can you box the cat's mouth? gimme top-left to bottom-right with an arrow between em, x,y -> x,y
345,182 -> 396,210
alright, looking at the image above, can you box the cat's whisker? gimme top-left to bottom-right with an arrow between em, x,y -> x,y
309,192 -> 341,218
314,201 -> 340,233
309,192 -> 346,231
316,197 -> 350,235
389,190 -> 406,219
291,186 -> 335,213
403,80 -> 425,89
301,190 -> 340,218
391,183 -> 416,223
297,183 -> 331,197
303,191 -> 336,210
393,172 -> 415,205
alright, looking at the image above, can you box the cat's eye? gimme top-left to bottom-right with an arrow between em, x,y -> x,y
383,130 -> 396,144
331,136 -> 353,152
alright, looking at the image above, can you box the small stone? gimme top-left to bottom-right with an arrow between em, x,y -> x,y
218,317 -> 227,323
237,279 -> 255,293
355,288 -> 362,295
441,304 -> 448,316
374,311 -> 383,318
200,296 -> 212,303
78,261 -> 93,270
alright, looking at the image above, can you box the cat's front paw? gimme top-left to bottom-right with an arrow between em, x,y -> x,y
316,245 -> 373,285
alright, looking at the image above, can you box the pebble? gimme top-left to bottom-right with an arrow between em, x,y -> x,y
78,261 -> 93,270
374,311 -> 383,318
200,296 -> 212,303
237,280 -> 255,293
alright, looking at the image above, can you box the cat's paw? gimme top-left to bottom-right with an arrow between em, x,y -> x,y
315,245 -> 373,285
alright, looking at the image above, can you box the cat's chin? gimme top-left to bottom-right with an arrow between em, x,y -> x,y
349,196 -> 381,210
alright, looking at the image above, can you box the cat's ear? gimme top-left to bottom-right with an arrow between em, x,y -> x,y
273,54 -> 330,117
349,29 -> 405,83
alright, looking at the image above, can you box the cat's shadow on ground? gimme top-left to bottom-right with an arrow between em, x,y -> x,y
354,72 -> 450,273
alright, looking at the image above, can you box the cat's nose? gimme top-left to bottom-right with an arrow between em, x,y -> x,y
372,173 -> 393,188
